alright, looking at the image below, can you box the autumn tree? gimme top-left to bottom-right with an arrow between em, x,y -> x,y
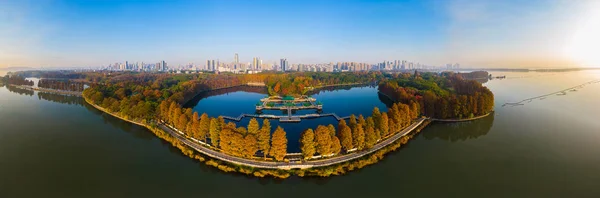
247,118 -> 259,135
380,112 -> 389,137
358,114 -> 366,131
198,113 -> 210,142
270,126 -> 287,161
315,125 -> 332,156
337,120 -> 353,151
299,129 -> 316,159
372,107 -> 382,131
365,123 -> 377,149
330,136 -> 342,155
243,134 -> 258,158
327,124 -> 336,138
209,117 -> 220,147
258,119 -> 271,158
353,124 -> 365,150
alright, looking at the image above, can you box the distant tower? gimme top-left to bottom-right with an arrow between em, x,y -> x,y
280,58 -> 288,71
234,53 -> 239,64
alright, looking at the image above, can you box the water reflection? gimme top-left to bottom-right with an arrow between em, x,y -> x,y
422,113 -> 495,142
184,85 -> 268,107
6,85 -> 34,96
37,92 -> 84,106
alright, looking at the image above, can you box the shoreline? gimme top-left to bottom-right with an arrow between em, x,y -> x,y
9,84 -> 82,96
378,90 -> 493,122
83,93 -> 435,177
83,88 -> 491,178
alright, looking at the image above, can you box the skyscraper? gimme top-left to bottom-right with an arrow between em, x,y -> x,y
234,53 -> 239,64
280,58 -> 288,71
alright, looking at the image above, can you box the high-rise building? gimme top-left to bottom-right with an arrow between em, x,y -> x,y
234,53 -> 239,64
280,58 -> 288,71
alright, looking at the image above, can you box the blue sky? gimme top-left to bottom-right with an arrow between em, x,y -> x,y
1,0 -> 599,68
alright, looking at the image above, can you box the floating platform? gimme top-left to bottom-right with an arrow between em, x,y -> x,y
279,117 -> 301,122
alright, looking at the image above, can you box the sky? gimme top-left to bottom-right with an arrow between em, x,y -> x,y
1,0 -> 600,68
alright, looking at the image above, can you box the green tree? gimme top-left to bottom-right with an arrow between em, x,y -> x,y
247,118 -> 260,135
270,126 -> 287,161
209,118 -> 220,147
299,129 -> 316,159
258,119 -> 271,158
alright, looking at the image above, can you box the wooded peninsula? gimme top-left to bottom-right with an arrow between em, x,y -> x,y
4,70 -> 494,178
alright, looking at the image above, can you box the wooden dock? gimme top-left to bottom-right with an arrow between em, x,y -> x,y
222,112 -> 350,122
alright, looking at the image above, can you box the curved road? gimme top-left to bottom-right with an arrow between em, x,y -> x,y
160,118 -> 426,170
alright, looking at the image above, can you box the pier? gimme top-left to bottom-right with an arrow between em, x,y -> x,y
222,111 -> 350,122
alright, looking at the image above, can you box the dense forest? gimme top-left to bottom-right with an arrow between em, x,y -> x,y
379,71 -> 494,119
38,79 -> 85,92
259,71 -> 383,96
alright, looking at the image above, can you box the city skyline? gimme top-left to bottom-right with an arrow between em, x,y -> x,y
2,0 -> 600,69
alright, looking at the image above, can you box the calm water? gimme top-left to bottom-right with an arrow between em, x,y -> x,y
1,71 -> 600,197
185,85 -> 390,152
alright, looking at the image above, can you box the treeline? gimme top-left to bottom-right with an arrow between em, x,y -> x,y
256,72 -> 382,96
5,75 -> 34,86
38,79 -> 85,92
455,71 -> 489,79
379,71 -> 494,119
300,102 -> 419,159
158,100 -> 289,161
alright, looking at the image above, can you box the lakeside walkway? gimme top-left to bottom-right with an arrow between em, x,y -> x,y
84,93 -> 492,171
160,117 -> 427,169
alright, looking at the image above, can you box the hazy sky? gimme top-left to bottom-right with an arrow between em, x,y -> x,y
1,0 -> 599,68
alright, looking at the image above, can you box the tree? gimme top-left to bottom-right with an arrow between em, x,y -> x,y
353,124 -> 365,150
315,125 -> 332,156
243,134 -> 258,158
358,114 -> 366,131
372,107 -> 382,131
258,119 -> 271,158
327,124 -> 336,138
366,117 -> 379,141
365,124 -> 377,149
299,129 -> 316,159
209,118 -> 220,147
270,126 -> 287,161
330,136 -> 342,155
380,112 -> 389,137
348,114 -> 357,129
247,118 -> 260,135
199,113 -> 210,142
168,101 -> 179,125
178,113 -> 188,132
337,120 -> 353,151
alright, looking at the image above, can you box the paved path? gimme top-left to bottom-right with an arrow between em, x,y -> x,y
160,118 -> 426,169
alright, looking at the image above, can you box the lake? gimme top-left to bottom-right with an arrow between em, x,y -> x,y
184,84 -> 391,152
1,71 -> 599,197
